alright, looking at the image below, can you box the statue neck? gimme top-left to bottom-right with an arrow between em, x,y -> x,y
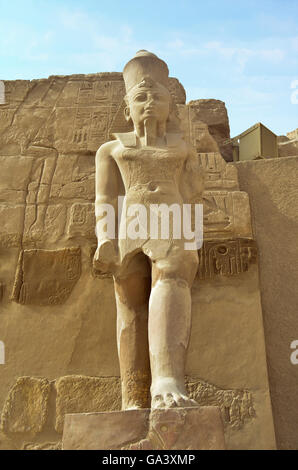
134,119 -> 167,147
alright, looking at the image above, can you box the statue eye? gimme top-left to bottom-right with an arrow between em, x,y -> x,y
134,93 -> 147,102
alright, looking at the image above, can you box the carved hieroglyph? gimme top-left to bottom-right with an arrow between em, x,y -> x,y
197,239 -> 257,279
11,247 -> 81,305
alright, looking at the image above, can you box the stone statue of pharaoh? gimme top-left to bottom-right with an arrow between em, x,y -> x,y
94,50 -> 203,410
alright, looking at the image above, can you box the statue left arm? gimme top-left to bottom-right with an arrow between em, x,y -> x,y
179,146 -> 204,204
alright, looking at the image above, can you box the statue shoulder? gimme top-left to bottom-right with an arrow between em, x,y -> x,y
112,131 -> 137,148
96,139 -> 120,160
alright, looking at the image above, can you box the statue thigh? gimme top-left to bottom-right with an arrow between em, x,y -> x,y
151,247 -> 199,288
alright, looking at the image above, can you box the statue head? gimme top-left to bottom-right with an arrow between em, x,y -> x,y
123,50 -> 174,131
123,50 -> 169,92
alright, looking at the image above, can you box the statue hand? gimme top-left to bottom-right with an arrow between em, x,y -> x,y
93,239 -> 119,275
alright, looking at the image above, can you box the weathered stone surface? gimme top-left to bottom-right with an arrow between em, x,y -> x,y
203,191 -> 252,239
11,247 -> 81,305
1,75 -> 122,155
67,203 -> 95,239
0,282 -> 4,301
0,431 -> 16,450
1,377 -> 50,435
186,377 -> 255,430
62,406 -> 225,450
278,134 -> 298,157
127,407 -> 225,450
0,204 -> 24,248
0,156 -> 34,203
0,79 -> 234,253
188,99 -> 233,161
63,409 -> 148,450
188,264 -> 276,450
178,105 -> 220,153
23,441 -> 61,450
1,74 -> 185,157
286,128 -> 298,140
0,65 -> 276,452
0,372 -> 256,447
198,152 -> 239,191
234,156 -> 298,450
55,375 -> 121,433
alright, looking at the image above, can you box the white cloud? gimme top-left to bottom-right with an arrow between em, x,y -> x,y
160,37 -> 287,78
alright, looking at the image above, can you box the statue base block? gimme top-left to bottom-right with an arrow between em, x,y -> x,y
62,406 -> 225,450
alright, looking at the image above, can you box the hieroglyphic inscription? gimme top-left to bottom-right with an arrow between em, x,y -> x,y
67,203 -> 95,240
186,377 -> 255,429
203,190 -> 252,239
197,152 -> 239,191
197,239 -> 257,279
11,247 -> 81,305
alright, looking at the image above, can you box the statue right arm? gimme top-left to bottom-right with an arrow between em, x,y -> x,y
94,141 -> 120,270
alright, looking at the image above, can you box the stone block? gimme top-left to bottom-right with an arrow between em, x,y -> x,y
1,377 -> 50,435
0,204 -> 24,247
0,156 -> 33,197
55,375 -> 121,434
11,247 -> 81,305
234,156 -> 298,449
203,190 -> 252,239
62,406 -> 225,450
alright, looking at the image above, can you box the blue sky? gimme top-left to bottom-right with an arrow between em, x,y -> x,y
0,0 -> 297,136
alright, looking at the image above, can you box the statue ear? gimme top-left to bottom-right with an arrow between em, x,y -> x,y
124,106 -> 131,122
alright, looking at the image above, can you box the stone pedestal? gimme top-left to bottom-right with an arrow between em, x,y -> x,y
62,406 -> 225,450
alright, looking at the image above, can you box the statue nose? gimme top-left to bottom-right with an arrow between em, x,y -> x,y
147,95 -> 154,105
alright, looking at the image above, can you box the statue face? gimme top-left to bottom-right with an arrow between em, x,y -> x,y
126,85 -> 171,127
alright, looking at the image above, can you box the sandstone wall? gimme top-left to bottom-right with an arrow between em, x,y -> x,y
0,74 -> 275,450
277,134 -> 298,158
187,99 -> 233,162
234,156 -> 298,450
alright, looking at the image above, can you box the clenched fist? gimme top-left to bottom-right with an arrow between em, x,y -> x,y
93,239 -> 119,275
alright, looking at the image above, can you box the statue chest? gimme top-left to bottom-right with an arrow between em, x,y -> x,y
114,147 -> 186,187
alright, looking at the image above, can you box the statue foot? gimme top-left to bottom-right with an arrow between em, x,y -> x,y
151,378 -> 198,409
124,404 -> 145,410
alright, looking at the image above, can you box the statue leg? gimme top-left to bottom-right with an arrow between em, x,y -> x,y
149,248 -> 199,408
114,252 -> 151,410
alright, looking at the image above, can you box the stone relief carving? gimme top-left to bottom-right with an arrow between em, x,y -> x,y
11,247 -> 81,305
1,374 -> 255,447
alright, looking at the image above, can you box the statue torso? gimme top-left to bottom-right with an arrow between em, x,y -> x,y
110,132 -> 191,264
112,132 -> 187,206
